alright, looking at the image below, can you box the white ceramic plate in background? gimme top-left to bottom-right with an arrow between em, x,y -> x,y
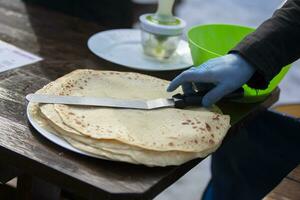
87,29 -> 193,71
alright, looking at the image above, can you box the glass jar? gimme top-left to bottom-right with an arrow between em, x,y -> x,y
141,29 -> 181,60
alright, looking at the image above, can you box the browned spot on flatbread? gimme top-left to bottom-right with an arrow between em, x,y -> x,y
168,142 -> 174,146
213,114 -> 220,120
209,139 -> 215,145
205,123 -> 211,131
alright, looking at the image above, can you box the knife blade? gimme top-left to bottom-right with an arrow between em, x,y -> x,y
26,93 -> 201,110
26,88 -> 244,110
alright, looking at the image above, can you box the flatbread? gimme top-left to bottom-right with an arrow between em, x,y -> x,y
29,103 -> 218,166
39,70 -> 230,152
29,69 -> 230,166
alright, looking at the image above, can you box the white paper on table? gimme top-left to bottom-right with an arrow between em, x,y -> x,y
0,40 -> 43,73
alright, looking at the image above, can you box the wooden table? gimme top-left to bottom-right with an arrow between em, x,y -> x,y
264,165 -> 300,200
0,0 -> 280,199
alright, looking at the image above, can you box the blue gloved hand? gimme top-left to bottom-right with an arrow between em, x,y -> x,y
167,53 -> 255,107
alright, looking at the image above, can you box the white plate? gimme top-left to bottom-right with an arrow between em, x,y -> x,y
87,29 -> 193,71
27,104 -> 107,160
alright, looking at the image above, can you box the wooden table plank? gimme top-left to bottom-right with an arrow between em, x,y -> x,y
0,0 -> 28,14
0,0 -> 280,199
288,165 -> 300,183
264,178 -> 300,200
272,104 -> 300,118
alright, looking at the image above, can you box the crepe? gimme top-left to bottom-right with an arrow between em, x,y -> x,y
29,69 -> 230,166
30,103 -> 220,166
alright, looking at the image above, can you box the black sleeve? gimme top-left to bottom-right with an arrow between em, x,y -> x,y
230,0 -> 300,89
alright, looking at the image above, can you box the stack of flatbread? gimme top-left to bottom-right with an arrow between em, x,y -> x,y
28,70 -> 230,167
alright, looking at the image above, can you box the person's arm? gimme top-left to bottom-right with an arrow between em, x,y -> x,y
167,0 -> 300,107
230,0 -> 300,89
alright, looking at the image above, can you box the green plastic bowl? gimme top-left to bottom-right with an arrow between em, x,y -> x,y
188,24 -> 291,102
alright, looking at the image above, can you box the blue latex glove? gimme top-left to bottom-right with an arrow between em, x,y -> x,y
167,53 -> 255,107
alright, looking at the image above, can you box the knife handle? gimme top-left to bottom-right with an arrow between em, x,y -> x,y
172,93 -> 203,108
172,87 -> 244,108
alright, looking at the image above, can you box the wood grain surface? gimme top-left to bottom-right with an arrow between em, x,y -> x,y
0,0 -> 279,199
264,177 -> 300,200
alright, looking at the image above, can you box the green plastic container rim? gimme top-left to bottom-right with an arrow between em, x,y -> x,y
187,24 -> 291,103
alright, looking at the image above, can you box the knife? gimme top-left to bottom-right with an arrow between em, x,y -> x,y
26,88 -> 244,110
26,93 -> 206,110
